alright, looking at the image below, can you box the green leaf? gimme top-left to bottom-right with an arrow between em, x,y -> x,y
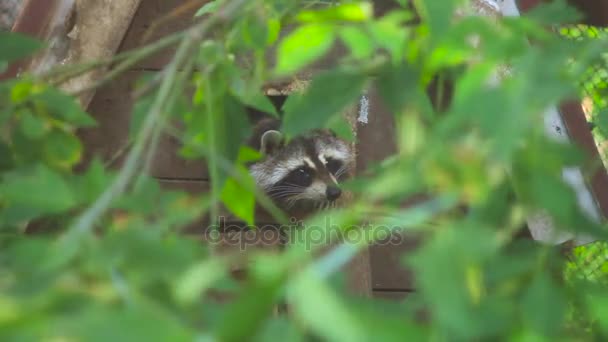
376,63 -> 429,115
522,272 -> 566,335
289,269 -> 366,342
326,115 -> 354,141
173,258 -> 227,305
275,24 -> 335,75
0,141 -> 14,172
525,0 -> 582,25
240,15 -> 272,48
195,0 -> 220,17
33,88 -> 96,127
215,275 -> 285,341
412,0 -> 457,44
42,130 -> 83,169
407,225 -> 500,339
20,111 -> 47,139
267,18 -> 281,45
297,2 -> 373,23
0,164 -> 76,215
56,306 -> 194,341
339,26 -> 374,60
230,80 -> 278,117
74,158 -> 113,204
221,167 -> 256,225
211,96 -> 252,187
367,11 -> 410,61
0,32 -> 42,63
282,70 -> 367,137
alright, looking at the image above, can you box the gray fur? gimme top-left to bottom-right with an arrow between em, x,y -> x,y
248,118 -> 354,213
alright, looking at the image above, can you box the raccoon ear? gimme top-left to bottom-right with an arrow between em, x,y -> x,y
260,130 -> 284,155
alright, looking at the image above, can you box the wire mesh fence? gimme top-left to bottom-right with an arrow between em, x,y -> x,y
560,24 -> 608,284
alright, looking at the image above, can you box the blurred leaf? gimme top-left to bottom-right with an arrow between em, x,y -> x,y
412,0 -> 457,44
195,0 -> 219,17
230,81 -> 278,117
339,26 -> 374,60
241,15 -> 269,48
587,292 -> 608,334
32,88 -> 96,127
20,111 -> 48,139
42,130 -> 83,169
525,0 -> 582,25
326,115 -> 354,141
522,272 -> 566,336
74,159 -> 113,204
267,18 -> 281,45
276,23 -> 335,75
173,258 -> 227,305
221,167 -> 256,225
130,95 -> 153,140
0,164 -> 76,216
408,225 -> 501,339
297,2 -> 373,23
376,63 -> 428,115
290,269 -> 366,342
0,32 -> 42,63
282,70 -> 367,137
254,317 -> 304,342
0,141 -> 14,172
368,11 -> 410,61
56,306 -> 194,342
215,276 -> 285,341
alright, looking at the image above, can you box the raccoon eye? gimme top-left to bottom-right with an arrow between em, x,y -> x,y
325,158 -> 343,175
286,167 -> 313,187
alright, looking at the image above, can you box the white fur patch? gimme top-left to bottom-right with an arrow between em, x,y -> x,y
317,143 -> 351,164
301,180 -> 327,200
303,157 -> 316,169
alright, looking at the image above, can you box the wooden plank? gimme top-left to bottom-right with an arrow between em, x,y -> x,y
0,0 -> 62,81
567,0 -> 608,27
80,70 -> 208,179
344,245 -> 372,296
356,87 -> 420,291
370,236 -> 419,291
118,0 -> 195,69
356,85 -> 398,173
58,0 -> 143,107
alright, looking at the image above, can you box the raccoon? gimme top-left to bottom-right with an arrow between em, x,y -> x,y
247,118 -> 354,216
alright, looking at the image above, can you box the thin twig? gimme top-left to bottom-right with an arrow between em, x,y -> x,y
42,30 -> 184,86
68,32 -> 184,97
204,76 -> 221,226
142,60 -> 195,177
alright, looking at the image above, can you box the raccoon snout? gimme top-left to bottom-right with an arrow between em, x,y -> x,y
326,186 -> 342,201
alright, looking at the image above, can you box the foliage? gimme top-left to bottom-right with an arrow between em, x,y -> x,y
1,0 -> 608,341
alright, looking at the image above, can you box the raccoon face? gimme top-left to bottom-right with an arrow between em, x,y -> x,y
248,119 -> 354,212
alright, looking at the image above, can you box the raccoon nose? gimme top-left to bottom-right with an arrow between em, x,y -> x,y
326,186 -> 342,201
